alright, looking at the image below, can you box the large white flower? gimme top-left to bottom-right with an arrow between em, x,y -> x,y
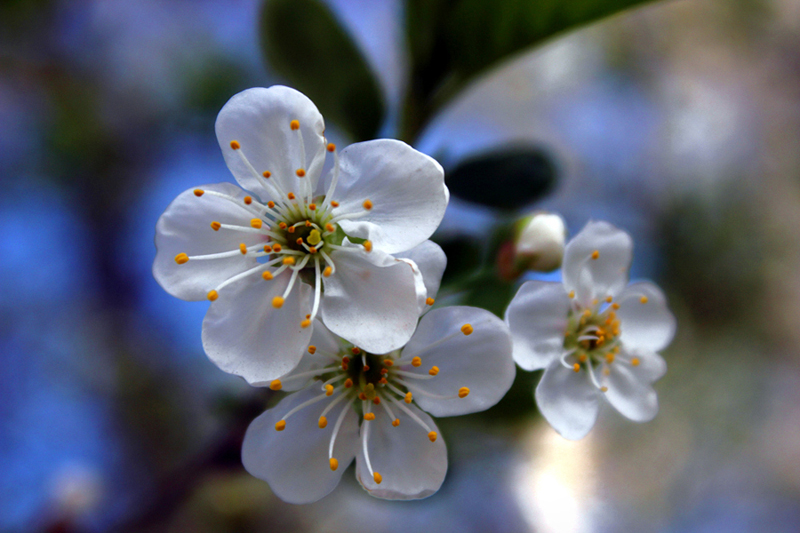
153,86 -> 449,384
505,221 -> 676,440
242,306 -> 516,503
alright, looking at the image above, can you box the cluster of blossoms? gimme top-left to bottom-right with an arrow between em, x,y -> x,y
154,87 -> 675,503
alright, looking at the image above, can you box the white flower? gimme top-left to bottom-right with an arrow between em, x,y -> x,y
504,221 -> 676,440
514,212 -> 566,272
153,86 -> 449,383
241,306 -> 516,503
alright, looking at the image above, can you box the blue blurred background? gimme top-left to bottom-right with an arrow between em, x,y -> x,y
3,0 -> 800,531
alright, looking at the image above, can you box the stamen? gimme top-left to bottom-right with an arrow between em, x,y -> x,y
318,417 -> 327,428
362,199 -> 373,210
573,363 -> 581,372
328,398 -> 351,460
207,290 -> 218,301
412,357 -> 422,367
459,387 -> 470,398
428,366 -> 440,376
263,172 -> 271,178
361,405 -> 376,478
428,431 -> 437,442
274,420 -> 286,431
591,250 -> 600,260
210,221 -> 221,231
194,189 -> 205,197
272,296 -> 284,308
373,472 -> 382,484
270,379 -> 282,390
290,120 -> 300,130
230,140 -> 240,150
426,297 -> 435,306
640,296 -> 649,304
280,390 -> 331,424
329,458 -> 338,471
262,271 -> 273,280
631,357 -> 640,366
296,169 -> 306,177
250,218 -> 263,229
308,345 -> 317,354
244,196 -> 253,204
175,253 -> 189,264
461,324 -> 473,335
364,413 -> 376,421
363,240 -> 373,252
239,243 -> 247,255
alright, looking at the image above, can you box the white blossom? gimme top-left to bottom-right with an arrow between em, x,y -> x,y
505,221 -> 676,440
153,86 -> 449,384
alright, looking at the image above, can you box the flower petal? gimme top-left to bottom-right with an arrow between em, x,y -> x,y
562,221 -> 632,304
604,360 -> 659,422
201,271 -> 312,384
331,139 -> 448,254
320,246 -> 423,353
216,86 -> 326,199
242,387 -> 359,504
616,282 -> 676,352
400,307 -> 515,417
153,183 -> 265,301
355,402 -> 447,500
535,358 -> 600,440
395,240 -> 447,305
279,320 -> 343,392
504,281 -> 571,371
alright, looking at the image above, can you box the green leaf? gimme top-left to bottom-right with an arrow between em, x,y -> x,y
403,0 -> 654,137
445,145 -> 558,210
259,0 -> 385,141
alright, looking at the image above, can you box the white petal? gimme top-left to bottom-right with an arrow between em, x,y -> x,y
620,347 -> 667,383
604,361 -> 659,422
216,86 -> 326,198
320,246 -> 423,353
355,402 -> 447,500
504,281 -> 571,371
201,271 -> 312,384
279,320 -> 343,392
535,358 -> 600,440
562,221 -> 632,304
331,139 -> 448,254
395,240 -> 447,304
153,183 -> 265,301
242,387 -> 359,504
616,282 -> 676,352
400,307 -> 515,417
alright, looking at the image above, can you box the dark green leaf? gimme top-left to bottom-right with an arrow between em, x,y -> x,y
445,145 -> 558,210
403,0 -> 654,136
259,0 -> 385,141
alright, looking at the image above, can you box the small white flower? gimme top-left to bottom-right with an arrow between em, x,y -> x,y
515,212 -> 566,272
153,86 -> 449,384
241,306 -> 516,503
505,221 -> 676,440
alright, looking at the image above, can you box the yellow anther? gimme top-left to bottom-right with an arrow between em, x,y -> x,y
327,143 -> 336,152
307,203 -> 316,211
373,472 -> 382,484
605,353 -> 615,364
272,296 -> 284,308
323,266 -> 332,277
301,319 -> 311,329
329,458 -> 338,471
640,296 -> 649,304
267,201 -> 275,208
612,302 -> 620,310
278,222 -> 287,229
296,169 -> 306,177
363,240 -> 373,252
239,243 -> 247,255
244,196 -> 253,204
631,357 -> 640,366
362,199 -> 373,210
591,250 -> 600,260
404,392 -> 413,403
250,218 -> 263,229
344,378 -> 353,388
288,226 -> 296,234
193,189 -> 204,197
330,200 -> 340,207
290,120 -> 300,130
383,359 -> 394,367
274,420 -> 286,431
325,223 -> 335,232
364,412 -> 376,421
373,397 -> 381,405
308,345 -> 316,354
429,366 -> 439,376
578,354 -> 587,363
175,253 -> 189,264
296,238 -> 303,245
573,363 -> 581,372
426,297 -> 435,306
262,171 -> 271,178
207,290 -> 218,301
461,324 -> 474,335
269,379 -> 282,391
307,229 -> 322,246
210,221 -> 221,231
583,309 -> 592,318
411,357 -> 422,367
288,192 -> 296,200
600,386 -> 608,392
458,387 -> 470,398
230,140 -> 240,150
351,347 -> 361,355
283,256 -> 295,265
569,290 -> 575,299
428,431 -> 438,443
606,296 -> 613,303
392,419 -> 400,427
273,244 -> 282,252
264,245 -> 272,253
318,416 -> 328,428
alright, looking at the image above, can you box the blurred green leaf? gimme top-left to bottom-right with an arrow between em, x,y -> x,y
403,0 -> 654,136
445,145 -> 557,210
259,0 -> 385,141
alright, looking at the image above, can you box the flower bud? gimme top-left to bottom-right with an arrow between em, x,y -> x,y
515,212 -> 566,272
